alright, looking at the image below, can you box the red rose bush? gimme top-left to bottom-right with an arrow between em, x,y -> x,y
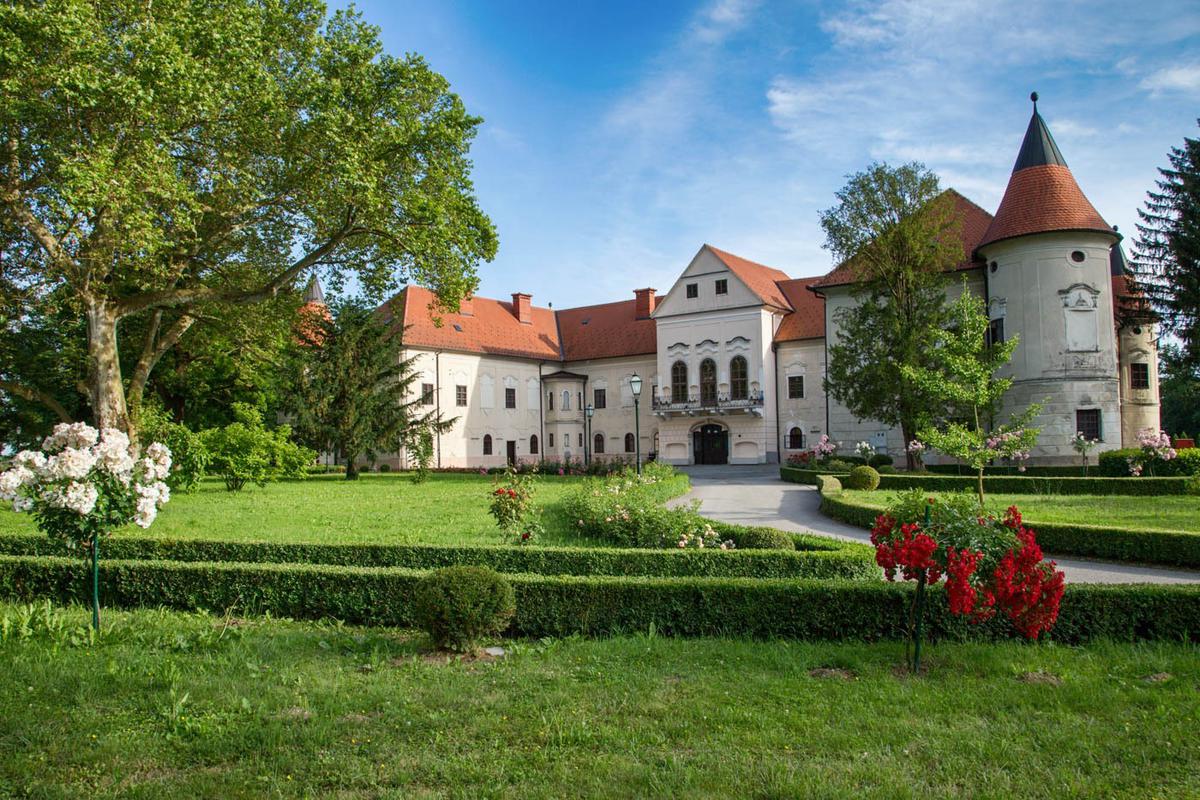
871,490 -> 1065,648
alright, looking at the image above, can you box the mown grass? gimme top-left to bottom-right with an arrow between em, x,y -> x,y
0,601 -> 1196,799
0,473 -> 689,548
843,490 -> 1200,534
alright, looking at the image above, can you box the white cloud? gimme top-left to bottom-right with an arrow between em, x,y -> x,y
689,0 -> 758,44
1140,63 -> 1200,95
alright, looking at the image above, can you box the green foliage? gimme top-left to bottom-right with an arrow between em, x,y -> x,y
724,526 -> 796,551
412,566 -> 515,652
819,484 -> 1200,568
1,0 -> 497,433
408,431 -> 434,484
877,465 -> 898,474
0,531 -> 874,580
138,404 -> 209,493
199,404 -> 314,491
1132,124 -> 1200,369
488,467 -> 542,545
868,454 -> 894,467
289,298 -> 450,480
1,553 -> 1198,643
1159,345 -> 1200,437
1098,447 -> 1200,477
821,164 -> 963,466
845,465 -> 881,491
903,283 -> 1040,506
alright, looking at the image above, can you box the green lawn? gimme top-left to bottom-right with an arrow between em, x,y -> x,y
0,473 -> 659,548
844,491 -> 1200,534
1,602 -> 1196,799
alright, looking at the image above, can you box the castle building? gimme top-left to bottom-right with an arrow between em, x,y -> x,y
325,96 -> 1159,469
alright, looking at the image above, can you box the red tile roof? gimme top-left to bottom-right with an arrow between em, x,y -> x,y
774,277 -> 826,341
388,285 -> 562,360
706,245 -> 794,309
557,298 -> 657,361
812,189 -> 993,289
978,164 -> 1113,250
1111,273 -> 1156,324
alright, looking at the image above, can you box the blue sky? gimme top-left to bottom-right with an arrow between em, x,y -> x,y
341,0 -> 1200,309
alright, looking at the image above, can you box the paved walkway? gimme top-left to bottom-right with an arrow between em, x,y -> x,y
671,464 -> 1200,585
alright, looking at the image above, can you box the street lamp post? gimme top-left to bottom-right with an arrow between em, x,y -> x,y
630,374 -> 643,475
585,403 -> 594,467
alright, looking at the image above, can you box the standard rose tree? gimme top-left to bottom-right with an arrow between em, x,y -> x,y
0,422 -> 172,630
870,490 -> 1065,672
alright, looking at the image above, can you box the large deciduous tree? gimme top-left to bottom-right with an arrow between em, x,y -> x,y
288,298 -> 449,480
1133,122 -> 1200,369
0,0 -> 497,437
820,163 -> 963,468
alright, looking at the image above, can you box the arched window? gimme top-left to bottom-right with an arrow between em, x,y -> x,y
482,434 -> 493,455
624,433 -> 635,453
562,389 -> 571,410
788,427 -> 804,449
530,434 -> 539,455
594,433 -> 605,454
671,361 -> 688,403
700,359 -> 717,405
730,356 -> 748,401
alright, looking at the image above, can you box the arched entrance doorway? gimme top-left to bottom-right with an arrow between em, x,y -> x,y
692,423 -> 728,465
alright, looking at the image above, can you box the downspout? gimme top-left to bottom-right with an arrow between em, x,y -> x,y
772,341 -> 781,463
538,362 -> 545,467
813,287 -> 830,437
582,374 -> 589,465
435,350 -> 442,469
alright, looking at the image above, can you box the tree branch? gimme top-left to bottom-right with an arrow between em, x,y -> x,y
0,379 -> 73,422
127,312 -> 196,415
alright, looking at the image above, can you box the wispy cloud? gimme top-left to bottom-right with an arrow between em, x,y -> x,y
1141,63 -> 1200,95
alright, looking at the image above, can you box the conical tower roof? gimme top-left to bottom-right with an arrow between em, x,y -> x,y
302,273 -> 325,305
977,93 -> 1115,252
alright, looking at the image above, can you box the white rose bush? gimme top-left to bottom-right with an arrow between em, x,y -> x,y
0,422 -> 172,629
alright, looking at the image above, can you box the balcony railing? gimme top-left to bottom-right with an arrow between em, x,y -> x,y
652,390 -> 765,413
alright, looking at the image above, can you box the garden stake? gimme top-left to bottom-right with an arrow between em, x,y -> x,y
912,502 -> 933,674
91,531 -> 100,631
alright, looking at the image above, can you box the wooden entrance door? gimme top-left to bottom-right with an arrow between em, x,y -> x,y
692,424 -> 728,465
506,440 -> 517,466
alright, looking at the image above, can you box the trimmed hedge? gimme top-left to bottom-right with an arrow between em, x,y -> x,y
1098,447 -> 1200,477
1,554 -> 1196,643
780,466 -> 848,485
0,532 -> 876,581
784,465 -> 1194,496
817,481 -> 1200,569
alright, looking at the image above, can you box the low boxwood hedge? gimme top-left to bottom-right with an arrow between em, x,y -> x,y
817,480 -> 1200,569
785,465 -> 1192,496
1098,447 -> 1200,477
1,554 -> 1196,643
0,532 -> 875,581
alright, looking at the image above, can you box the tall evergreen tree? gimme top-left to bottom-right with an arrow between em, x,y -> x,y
820,162 -> 963,468
1133,122 -> 1200,368
288,298 -> 449,480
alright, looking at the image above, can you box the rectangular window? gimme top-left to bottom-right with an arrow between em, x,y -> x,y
455,385 -> 467,407
787,375 -> 804,399
1076,409 -> 1102,441
988,318 -> 1005,346
548,433 -> 554,448
547,392 -> 554,410
1130,363 -> 1150,390
504,387 -> 516,409
421,383 -> 434,405
715,279 -> 727,295
593,388 -> 606,409
578,432 -> 583,447
686,283 -> 698,298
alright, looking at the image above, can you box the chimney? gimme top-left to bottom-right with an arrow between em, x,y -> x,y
511,292 -> 532,324
634,287 -> 657,319
459,296 -> 473,316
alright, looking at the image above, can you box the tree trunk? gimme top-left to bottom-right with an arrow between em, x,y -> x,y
901,421 -> 916,470
345,453 -> 359,480
85,298 -> 130,436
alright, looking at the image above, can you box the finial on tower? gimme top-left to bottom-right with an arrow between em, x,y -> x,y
1030,91 -> 1039,108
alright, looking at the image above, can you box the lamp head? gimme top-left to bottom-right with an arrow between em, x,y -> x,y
585,404 -> 594,418
630,374 -> 643,397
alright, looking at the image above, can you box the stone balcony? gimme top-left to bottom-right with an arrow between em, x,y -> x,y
651,390 -> 765,417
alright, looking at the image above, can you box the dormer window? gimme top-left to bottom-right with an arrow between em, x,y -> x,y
715,279 -> 728,295
686,283 -> 698,299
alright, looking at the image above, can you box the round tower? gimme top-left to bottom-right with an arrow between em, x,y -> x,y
1110,241 -> 1161,445
976,93 -> 1121,464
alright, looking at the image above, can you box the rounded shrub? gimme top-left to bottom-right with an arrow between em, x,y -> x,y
731,526 -> 796,550
868,454 -> 894,468
845,465 -> 881,491
378,463 -> 391,473
877,465 -> 898,474
412,566 -> 516,653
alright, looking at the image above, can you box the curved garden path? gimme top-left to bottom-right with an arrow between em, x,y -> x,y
671,464 -> 1200,585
